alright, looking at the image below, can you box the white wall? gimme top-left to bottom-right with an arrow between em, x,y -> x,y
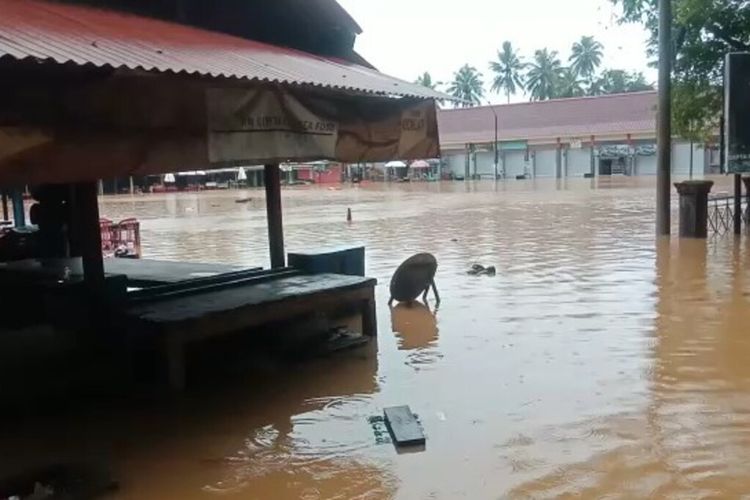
475,151 -> 495,177
567,148 -> 592,177
445,152 -> 466,176
534,148 -> 557,177
636,154 -> 657,175
672,142 -> 705,176
504,151 -> 526,177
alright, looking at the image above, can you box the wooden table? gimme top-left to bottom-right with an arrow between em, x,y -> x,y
0,258 -> 249,286
127,273 -> 377,390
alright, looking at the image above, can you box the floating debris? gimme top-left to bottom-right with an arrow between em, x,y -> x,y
467,264 -> 496,276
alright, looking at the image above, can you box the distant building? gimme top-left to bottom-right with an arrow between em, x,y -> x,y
438,91 -> 719,179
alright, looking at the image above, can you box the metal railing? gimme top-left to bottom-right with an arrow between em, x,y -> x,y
707,194 -> 749,235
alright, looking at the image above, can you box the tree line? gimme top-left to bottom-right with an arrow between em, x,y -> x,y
611,0 -> 748,144
416,36 -> 653,107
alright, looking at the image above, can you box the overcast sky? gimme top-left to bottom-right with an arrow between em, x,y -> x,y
338,0 -> 655,103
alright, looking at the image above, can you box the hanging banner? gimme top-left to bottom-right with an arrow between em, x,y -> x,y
207,87 -> 439,164
725,52 -> 750,173
207,87 -> 339,163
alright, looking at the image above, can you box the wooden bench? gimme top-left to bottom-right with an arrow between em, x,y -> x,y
126,272 -> 377,390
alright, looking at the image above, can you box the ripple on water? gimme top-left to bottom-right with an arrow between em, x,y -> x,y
84,178 -> 750,498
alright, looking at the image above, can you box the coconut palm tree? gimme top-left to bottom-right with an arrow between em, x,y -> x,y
489,41 -> 525,103
556,68 -> 585,98
447,64 -> 484,107
569,36 -> 604,83
415,71 -> 438,89
525,49 -> 563,101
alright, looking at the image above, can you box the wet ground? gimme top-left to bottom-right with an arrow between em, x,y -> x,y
4,176 -> 750,499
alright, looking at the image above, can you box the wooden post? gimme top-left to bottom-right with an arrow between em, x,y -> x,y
1,191 -> 8,221
744,177 -> 750,224
656,0 -> 672,236
362,287 -> 377,337
590,135 -> 596,176
734,173 -> 742,235
72,182 -> 105,287
264,164 -> 285,268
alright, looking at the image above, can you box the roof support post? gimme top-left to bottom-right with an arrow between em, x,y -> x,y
71,182 -> 105,288
11,188 -> 25,227
264,164 -> 285,268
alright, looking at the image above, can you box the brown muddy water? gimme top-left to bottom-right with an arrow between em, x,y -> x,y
4,176 -> 750,499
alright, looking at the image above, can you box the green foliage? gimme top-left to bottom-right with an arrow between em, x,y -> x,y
590,69 -> 654,95
489,41 -> 526,103
556,68 -> 586,98
673,79 -> 723,143
611,0 -> 750,142
447,64 -> 485,107
415,71 -> 437,89
570,36 -> 604,81
526,49 -> 564,100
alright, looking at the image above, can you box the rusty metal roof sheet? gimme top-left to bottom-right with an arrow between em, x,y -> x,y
439,91 -> 658,146
0,0 -> 445,100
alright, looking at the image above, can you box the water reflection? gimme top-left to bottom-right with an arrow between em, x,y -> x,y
390,301 -> 438,351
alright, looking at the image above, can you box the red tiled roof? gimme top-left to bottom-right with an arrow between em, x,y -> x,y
0,0 -> 445,100
438,91 -> 657,146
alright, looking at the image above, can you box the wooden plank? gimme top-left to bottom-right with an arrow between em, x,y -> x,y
104,258 -> 246,284
128,274 -> 376,323
126,268 -> 301,303
384,405 -> 425,447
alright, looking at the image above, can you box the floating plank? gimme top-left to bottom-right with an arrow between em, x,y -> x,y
384,405 -> 425,447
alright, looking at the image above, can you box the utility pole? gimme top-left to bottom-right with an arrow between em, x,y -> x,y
656,0 -> 672,236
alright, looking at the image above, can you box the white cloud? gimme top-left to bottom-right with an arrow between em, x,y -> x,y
339,0 -> 655,103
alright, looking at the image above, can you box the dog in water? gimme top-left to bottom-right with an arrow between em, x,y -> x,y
388,253 -> 439,306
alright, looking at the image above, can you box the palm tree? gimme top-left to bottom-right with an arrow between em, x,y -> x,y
447,64 -> 484,107
569,36 -> 603,83
489,41 -> 525,103
525,49 -> 563,101
556,68 -> 585,98
415,71 -> 437,89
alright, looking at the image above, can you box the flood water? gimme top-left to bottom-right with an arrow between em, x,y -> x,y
5,176 -> 750,499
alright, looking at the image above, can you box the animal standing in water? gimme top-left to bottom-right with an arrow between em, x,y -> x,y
389,253 -> 440,306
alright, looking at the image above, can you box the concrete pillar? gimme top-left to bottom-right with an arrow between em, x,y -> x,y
465,145 -> 470,180
555,145 -> 562,179
129,176 -> 135,194
674,180 -> 713,238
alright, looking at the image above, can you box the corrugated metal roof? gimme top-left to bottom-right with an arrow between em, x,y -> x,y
0,0 -> 445,100
439,91 -> 658,146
